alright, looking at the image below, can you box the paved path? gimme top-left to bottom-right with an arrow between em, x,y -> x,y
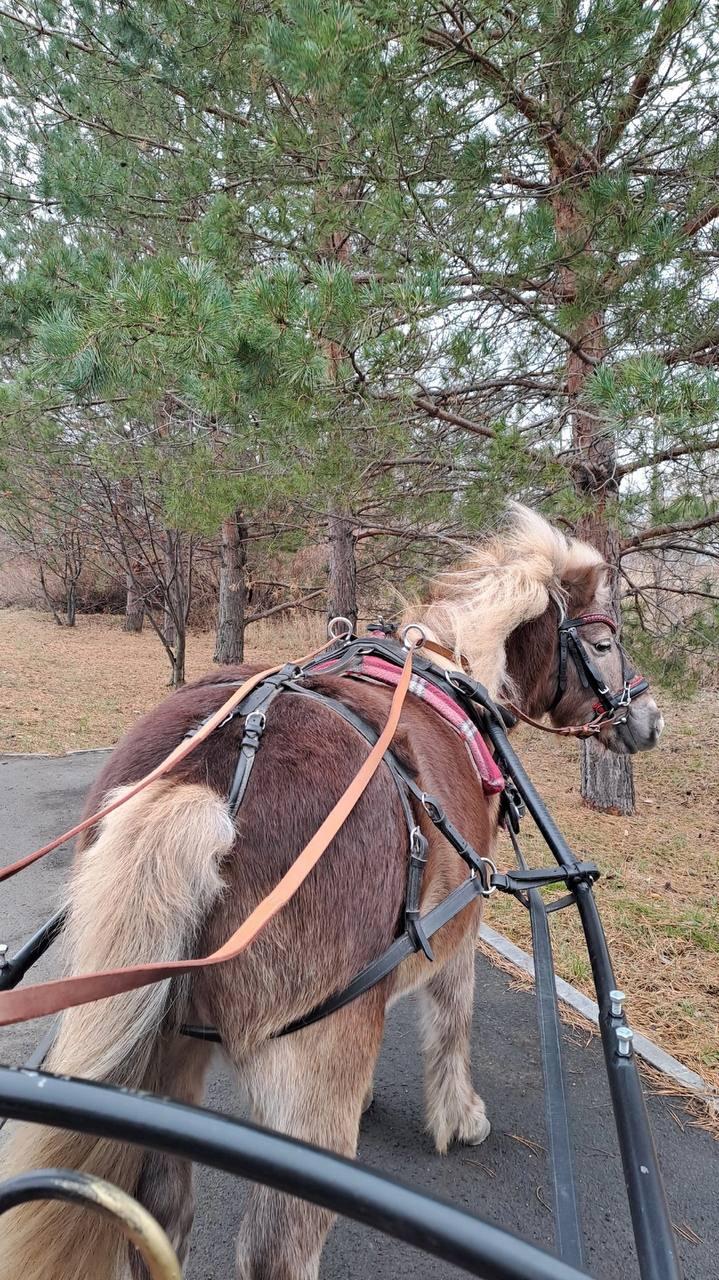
1,751 -> 716,1279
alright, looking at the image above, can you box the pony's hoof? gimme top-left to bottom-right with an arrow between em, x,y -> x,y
433,1095 -> 491,1153
459,1106 -> 491,1146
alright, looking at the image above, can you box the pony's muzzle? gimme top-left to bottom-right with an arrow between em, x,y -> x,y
619,697 -> 664,752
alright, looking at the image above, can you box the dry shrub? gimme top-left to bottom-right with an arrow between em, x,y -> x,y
0,536 -> 44,608
248,611 -> 326,655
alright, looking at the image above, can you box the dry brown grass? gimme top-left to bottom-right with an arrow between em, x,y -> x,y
1,606 -> 717,1100
0,608 -> 326,754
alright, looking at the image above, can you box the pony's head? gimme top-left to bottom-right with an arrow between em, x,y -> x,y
419,504 -> 663,754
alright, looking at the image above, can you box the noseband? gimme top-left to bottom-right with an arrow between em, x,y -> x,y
506,610 -> 649,739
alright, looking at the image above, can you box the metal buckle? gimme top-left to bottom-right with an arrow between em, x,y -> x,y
245,709 -> 267,734
410,826 -> 428,858
618,681 -> 632,707
217,708 -> 242,730
420,792 -> 444,824
445,669 -> 468,694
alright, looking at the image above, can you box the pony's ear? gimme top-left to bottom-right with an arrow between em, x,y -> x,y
562,559 -> 612,615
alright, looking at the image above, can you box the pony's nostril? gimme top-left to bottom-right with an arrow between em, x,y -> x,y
654,713 -> 665,739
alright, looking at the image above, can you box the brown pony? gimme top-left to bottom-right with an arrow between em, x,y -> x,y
0,506 -> 663,1280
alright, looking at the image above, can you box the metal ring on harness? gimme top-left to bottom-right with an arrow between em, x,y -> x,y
400,622 -> 427,650
478,855 -> 498,897
327,615 -> 354,641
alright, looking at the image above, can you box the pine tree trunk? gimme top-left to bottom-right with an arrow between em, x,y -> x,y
552,179 -> 635,814
214,511 -> 247,664
124,574 -> 145,632
580,739 -> 635,815
327,511 -> 357,629
574,494 -> 635,814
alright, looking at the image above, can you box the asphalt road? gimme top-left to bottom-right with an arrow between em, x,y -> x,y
1,750 -> 717,1280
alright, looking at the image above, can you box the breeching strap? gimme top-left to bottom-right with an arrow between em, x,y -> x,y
0,643 -> 334,885
0,646 -> 416,1027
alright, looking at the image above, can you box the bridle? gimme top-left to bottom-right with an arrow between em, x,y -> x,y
506,610 -> 650,739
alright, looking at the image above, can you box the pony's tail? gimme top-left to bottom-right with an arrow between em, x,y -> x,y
0,779 -> 234,1280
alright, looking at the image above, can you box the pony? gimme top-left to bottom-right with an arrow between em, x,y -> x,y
0,505 -> 663,1280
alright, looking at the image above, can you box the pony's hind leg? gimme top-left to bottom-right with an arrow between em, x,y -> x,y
419,933 -> 490,1154
231,1002 -> 384,1280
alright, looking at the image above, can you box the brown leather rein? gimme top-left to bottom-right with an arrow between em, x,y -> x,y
503,700 -> 620,739
0,644 -> 417,1027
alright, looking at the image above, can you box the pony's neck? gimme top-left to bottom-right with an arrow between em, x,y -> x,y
503,606 -> 559,716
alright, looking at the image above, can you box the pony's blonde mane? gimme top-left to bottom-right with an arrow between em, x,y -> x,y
409,504 -> 608,697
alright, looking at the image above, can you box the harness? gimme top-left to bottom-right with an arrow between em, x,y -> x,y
0,608 -> 648,1032
182,621 -> 608,1045
550,611 -> 649,721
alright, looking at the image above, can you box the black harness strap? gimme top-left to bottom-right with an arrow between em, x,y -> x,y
228,691 -> 277,815
181,879 -> 484,1046
549,614 -> 649,721
275,876 -> 485,1037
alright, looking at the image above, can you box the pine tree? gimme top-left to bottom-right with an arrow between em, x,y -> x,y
1,2 -> 717,805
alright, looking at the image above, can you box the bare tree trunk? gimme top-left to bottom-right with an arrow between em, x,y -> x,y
117,478 -> 145,632
162,528 -> 186,686
173,624 -> 186,689
214,511 -> 247,664
163,608 -> 178,651
65,581 -> 76,628
162,528 -> 179,651
124,574 -> 145,632
327,511 -> 357,629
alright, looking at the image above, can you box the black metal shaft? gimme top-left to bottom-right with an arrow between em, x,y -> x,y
483,722 -> 579,873
0,1065 -> 592,1280
573,882 -> 682,1280
0,907 -> 67,992
485,722 -> 682,1280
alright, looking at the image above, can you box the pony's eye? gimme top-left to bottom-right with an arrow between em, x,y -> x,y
594,640 -> 612,653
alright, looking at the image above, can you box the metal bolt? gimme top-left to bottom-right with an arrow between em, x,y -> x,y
610,989 -> 626,1017
0,943 -> 8,969
616,1026 -> 634,1057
